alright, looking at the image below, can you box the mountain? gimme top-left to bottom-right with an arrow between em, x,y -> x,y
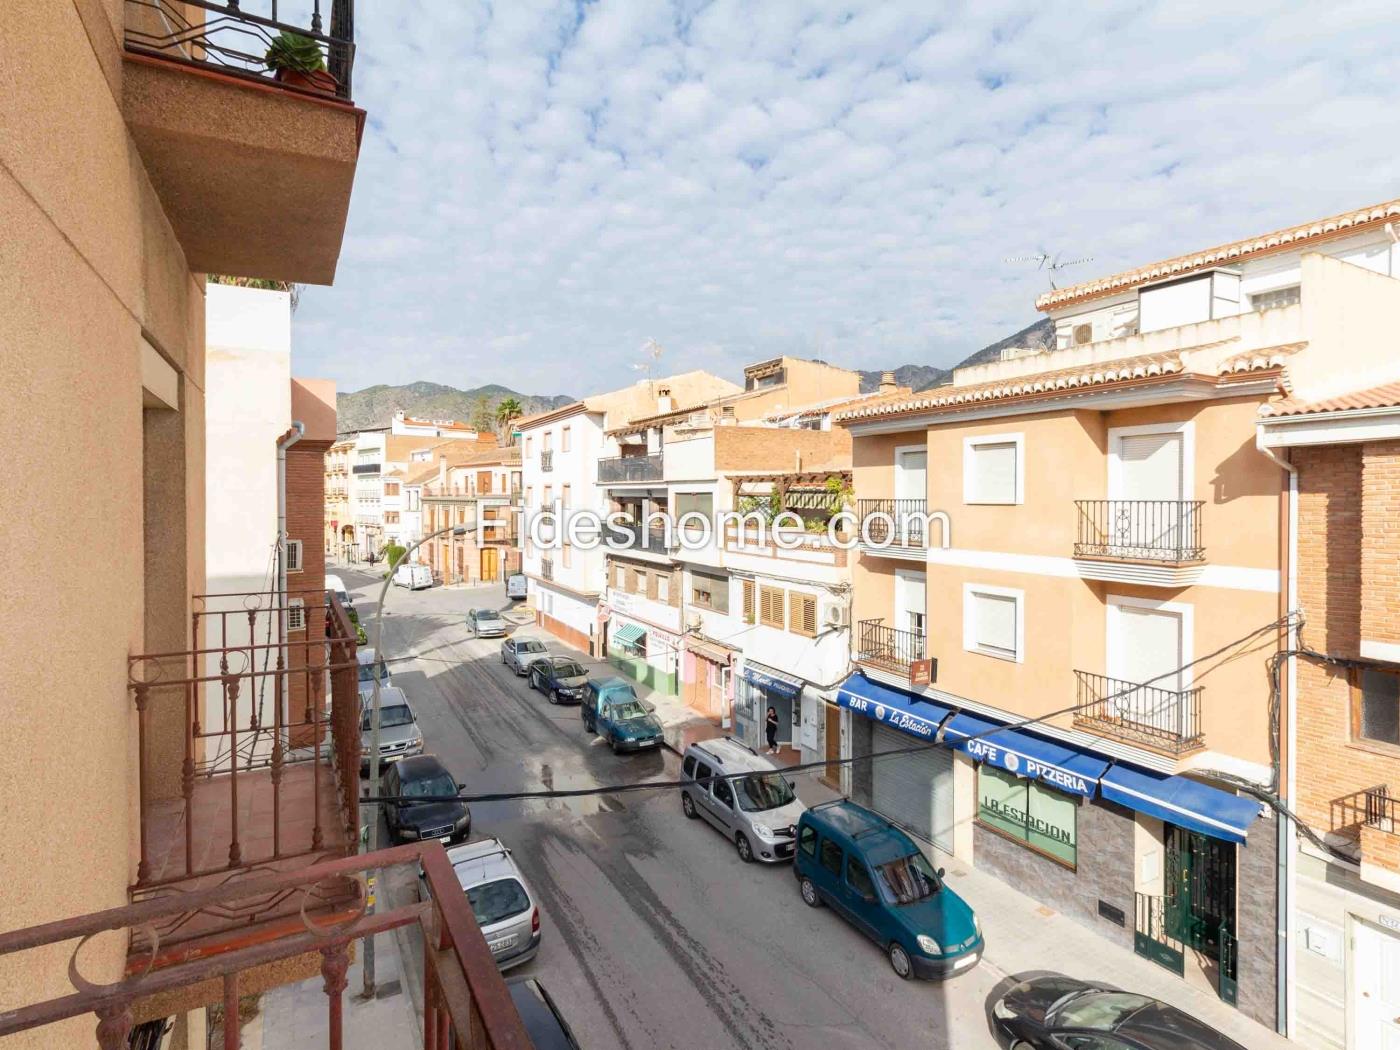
858,317 -> 1056,393
336,381 -> 575,433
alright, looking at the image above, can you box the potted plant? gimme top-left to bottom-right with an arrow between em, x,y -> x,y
264,31 -> 336,94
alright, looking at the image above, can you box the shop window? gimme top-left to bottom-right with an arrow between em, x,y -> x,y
791,593 -> 817,637
760,586 -> 786,629
798,824 -> 817,858
1352,666 -> 1400,748
819,838 -> 843,877
976,765 -> 1077,868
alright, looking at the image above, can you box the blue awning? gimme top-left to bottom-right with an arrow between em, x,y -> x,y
835,673 -> 953,742
742,662 -> 804,700
943,712 -> 1110,799
1099,765 -> 1261,844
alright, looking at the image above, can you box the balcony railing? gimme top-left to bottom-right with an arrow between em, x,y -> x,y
606,521 -> 676,556
541,558 -> 554,581
1074,500 -> 1205,563
855,619 -> 925,675
1073,670 -> 1204,753
598,453 -> 664,484
856,498 -> 928,547
1332,785 -> 1397,838
352,462 -> 379,474
540,450 -> 554,472
125,0 -> 357,101
0,842 -> 532,1050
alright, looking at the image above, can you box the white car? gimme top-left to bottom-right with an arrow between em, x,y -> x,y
501,637 -> 550,676
357,647 -> 391,702
325,573 -> 352,607
419,838 -> 541,971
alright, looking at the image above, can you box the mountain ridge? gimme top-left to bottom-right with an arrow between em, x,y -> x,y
336,382 -> 575,433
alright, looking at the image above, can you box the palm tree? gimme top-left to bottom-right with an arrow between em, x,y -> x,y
495,397 -> 523,443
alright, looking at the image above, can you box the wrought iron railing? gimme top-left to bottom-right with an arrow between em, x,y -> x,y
541,558 -> 554,581
0,843 -> 532,1049
1332,784 -> 1397,836
856,498 -> 928,547
352,462 -> 379,474
540,450 -> 554,472
606,520 -> 676,556
598,453 -> 664,483
1074,499 -> 1205,562
1073,670 -> 1203,753
855,619 -> 925,675
124,0 -> 357,101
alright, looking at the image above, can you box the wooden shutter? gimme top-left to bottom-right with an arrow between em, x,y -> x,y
760,586 -> 786,629
792,594 -> 817,637
742,580 -> 756,624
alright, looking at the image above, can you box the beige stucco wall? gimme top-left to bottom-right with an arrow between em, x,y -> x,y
0,4 -> 205,1045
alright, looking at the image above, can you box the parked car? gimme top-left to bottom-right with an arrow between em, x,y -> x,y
357,647 -> 391,702
990,976 -> 1248,1050
582,677 -> 664,752
382,755 -> 470,845
506,573 -> 528,600
359,686 -> 423,774
502,637 -> 550,676
507,978 -> 581,1049
528,656 -> 589,704
325,573 -> 352,608
466,607 -> 508,638
680,737 -> 806,863
794,799 -> 982,979
419,838 -> 541,971
393,562 -> 433,589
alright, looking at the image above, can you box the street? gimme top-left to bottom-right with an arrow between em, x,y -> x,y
347,566 -> 1005,1050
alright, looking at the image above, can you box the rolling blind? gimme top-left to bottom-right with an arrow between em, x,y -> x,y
971,591 -> 1017,657
968,441 -> 1017,503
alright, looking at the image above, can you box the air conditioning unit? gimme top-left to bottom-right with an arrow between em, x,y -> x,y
1071,323 -> 1094,346
823,602 -> 849,629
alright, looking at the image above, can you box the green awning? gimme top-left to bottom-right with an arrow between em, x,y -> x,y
612,622 -> 646,648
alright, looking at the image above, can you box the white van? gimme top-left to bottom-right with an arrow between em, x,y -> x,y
325,573 -> 352,607
394,562 -> 433,590
506,573 -> 528,600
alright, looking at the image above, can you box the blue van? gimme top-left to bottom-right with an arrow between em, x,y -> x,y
793,800 -> 983,979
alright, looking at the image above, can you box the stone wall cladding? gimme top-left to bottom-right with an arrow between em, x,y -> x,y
1235,819 -> 1279,1029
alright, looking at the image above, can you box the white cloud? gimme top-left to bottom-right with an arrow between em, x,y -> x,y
295,0 -> 1400,397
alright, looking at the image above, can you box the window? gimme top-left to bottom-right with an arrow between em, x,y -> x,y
791,593 -> 817,637
285,539 -> 303,573
657,574 -> 670,602
694,761 -> 713,787
963,434 -> 1023,504
818,838 -> 843,877
288,598 -> 306,632
562,425 -> 571,452
1250,285 -> 1301,312
742,579 -> 756,624
634,569 -> 647,594
712,777 -> 734,808
384,482 -> 400,496
682,755 -> 696,778
543,431 -> 553,452
846,858 -> 876,901
691,569 -> 729,613
562,483 -> 571,508
798,824 -> 817,858
674,491 -> 714,521
1352,666 -> 1400,747
964,585 -> 1022,662
614,564 -> 626,589
385,512 -> 399,525
525,436 -> 533,457
977,765 -> 1077,868
760,586 -> 786,629
562,542 -> 572,569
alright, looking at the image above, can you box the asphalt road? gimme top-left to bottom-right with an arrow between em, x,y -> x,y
344,566 -> 1005,1050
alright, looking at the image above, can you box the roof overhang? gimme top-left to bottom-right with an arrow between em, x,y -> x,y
1257,404 -> 1400,448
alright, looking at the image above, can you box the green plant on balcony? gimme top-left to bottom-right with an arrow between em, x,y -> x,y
264,31 -> 336,93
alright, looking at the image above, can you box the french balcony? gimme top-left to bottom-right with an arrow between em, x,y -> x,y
855,499 -> 928,563
541,558 -> 554,581
1073,670 -> 1204,754
540,450 -> 554,472
0,842 -> 533,1049
855,619 -> 925,677
1330,786 -> 1400,887
122,0 -> 363,284
1072,500 -> 1206,587
598,453 -> 664,484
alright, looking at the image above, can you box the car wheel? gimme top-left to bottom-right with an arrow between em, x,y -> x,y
681,792 -> 697,819
610,737 -> 619,754
735,833 -> 754,863
548,688 -> 559,706
888,942 -> 913,980
584,715 -> 595,734
799,876 -> 821,908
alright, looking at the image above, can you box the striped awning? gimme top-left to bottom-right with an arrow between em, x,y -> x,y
612,622 -> 646,647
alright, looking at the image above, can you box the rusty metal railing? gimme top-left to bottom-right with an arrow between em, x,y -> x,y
0,843 -> 533,1050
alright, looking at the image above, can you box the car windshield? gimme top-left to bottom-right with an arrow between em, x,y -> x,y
362,705 -> 414,731
518,641 -> 546,653
551,661 -> 584,677
1051,992 -> 1155,1031
736,772 -> 796,812
467,878 -> 530,928
358,662 -> 387,684
401,772 -> 457,799
611,700 -> 649,721
476,610 -> 502,621
874,851 -> 942,905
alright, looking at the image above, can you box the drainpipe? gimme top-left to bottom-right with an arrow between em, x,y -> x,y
277,422 -> 306,688
1257,428 -> 1297,1037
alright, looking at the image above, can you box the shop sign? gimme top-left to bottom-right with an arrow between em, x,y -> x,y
909,658 -> 935,687
837,693 -> 939,739
962,737 -> 1094,797
741,665 -> 802,700
978,765 -> 1077,866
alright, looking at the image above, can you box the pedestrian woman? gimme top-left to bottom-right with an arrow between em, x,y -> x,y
765,705 -> 779,755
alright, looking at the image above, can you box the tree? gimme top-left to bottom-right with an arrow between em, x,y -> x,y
382,543 -> 406,570
495,397 -> 523,443
470,393 -> 494,432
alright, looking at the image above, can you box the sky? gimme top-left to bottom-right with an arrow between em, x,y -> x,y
293,0 -> 1400,400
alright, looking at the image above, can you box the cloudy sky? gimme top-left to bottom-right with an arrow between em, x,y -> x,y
293,1 -> 1400,399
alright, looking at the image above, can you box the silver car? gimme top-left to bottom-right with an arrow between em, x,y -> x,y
359,686 -> 423,773
501,637 -> 550,676
680,738 -> 807,863
419,838 -> 541,971
356,647 -> 391,703
467,607 -> 508,638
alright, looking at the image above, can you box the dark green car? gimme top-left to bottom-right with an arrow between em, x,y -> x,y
581,677 -> 664,752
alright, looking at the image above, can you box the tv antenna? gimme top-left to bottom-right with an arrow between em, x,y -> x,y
632,338 -> 665,381
1005,250 -> 1093,289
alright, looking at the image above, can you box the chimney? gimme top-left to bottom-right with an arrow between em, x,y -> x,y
657,385 -> 675,413
878,370 -> 897,395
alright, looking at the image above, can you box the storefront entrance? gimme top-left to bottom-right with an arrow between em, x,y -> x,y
871,723 -> 953,853
1159,824 -> 1238,1004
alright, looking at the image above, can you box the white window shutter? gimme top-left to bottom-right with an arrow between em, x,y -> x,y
971,442 -> 1018,503
974,592 -> 1017,656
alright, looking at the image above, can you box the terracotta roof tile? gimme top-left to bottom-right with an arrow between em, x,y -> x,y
1260,380 -> 1400,417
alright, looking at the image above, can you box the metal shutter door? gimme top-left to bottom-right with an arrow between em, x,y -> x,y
871,724 -> 953,852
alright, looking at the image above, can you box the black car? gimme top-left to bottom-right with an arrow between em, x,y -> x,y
382,755 -> 471,845
528,656 -> 589,705
991,976 -> 1248,1050
507,978 -> 581,1049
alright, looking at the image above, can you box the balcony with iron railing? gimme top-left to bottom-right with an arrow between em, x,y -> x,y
597,453 -> 664,484
854,619 -> 926,676
1073,670 -> 1204,754
606,520 -> 677,558
540,558 -> 554,581
540,450 -> 554,472
855,499 -> 929,560
1073,500 -> 1206,586
1330,785 -> 1399,877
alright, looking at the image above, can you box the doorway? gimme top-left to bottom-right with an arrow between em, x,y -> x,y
1165,824 -> 1237,1001
481,547 -> 499,582
1109,424 -> 1192,554
1353,916 -> 1400,1049
822,704 -> 842,787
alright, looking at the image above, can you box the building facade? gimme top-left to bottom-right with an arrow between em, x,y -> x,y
419,446 -> 523,584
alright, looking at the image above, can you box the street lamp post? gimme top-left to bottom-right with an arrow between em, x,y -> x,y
362,521 -> 475,996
